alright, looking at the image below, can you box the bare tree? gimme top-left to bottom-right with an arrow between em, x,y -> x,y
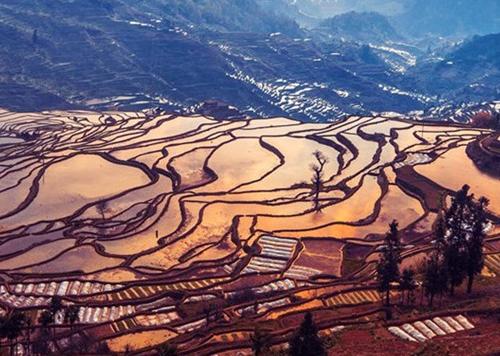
310,151 -> 328,212
96,201 -> 108,220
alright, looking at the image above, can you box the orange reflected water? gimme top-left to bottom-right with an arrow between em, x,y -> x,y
240,136 -> 339,191
202,138 -> 281,192
170,147 -> 214,188
0,110 -> 497,291
133,199 -> 311,270
21,245 -> 123,274
360,119 -> 412,136
0,154 -> 150,229
256,174 -> 381,237
284,183 -> 424,239
0,239 -> 75,270
107,330 -> 177,353
99,193 -> 187,256
415,146 -> 500,215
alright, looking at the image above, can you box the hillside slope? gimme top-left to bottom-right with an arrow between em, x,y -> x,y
406,33 -> 500,102
318,11 -> 403,44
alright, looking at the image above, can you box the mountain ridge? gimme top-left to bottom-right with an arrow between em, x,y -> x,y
0,1 -> 498,122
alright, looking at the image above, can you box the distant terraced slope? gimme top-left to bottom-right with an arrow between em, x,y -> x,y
0,109 -> 498,354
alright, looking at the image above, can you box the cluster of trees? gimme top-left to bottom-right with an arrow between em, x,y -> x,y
0,310 -> 29,356
422,185 -> 488,305
0,296 -> 82,355
377,185 -> 488,311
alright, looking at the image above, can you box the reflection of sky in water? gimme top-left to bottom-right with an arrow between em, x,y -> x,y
0,111 -> 494,277
416,146 -> 500,215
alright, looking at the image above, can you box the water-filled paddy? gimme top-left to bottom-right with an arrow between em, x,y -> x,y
0,109 -> 497,354
415,146 -> 500,215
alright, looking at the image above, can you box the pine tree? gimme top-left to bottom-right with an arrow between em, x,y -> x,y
433,212 -> 447,256
38,310 -> 54,337
439,185 -> 488,295
376,220 -> 401,306
289,312 -> 326,356
399,268 -> 417,305
65,304 -> 80,345
422,254 -> 448,307
465,196 -> 488,293
443,185 -> 471,295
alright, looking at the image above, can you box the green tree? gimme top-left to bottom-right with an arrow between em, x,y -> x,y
289,312 -> 326,356
376,220 -> 402,306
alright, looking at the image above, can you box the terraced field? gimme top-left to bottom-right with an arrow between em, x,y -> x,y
0,109 -> 498,354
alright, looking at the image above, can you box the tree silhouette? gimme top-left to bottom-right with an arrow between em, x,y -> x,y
1,311 -> 27,356
65,304 -> 80,341
96,201 -> 108,220
465,196 -> 488,293
24,318 -> 32,356
422,254 -> 447,307
50,296 -> 63,316
289,312 -> 326,356
310,151 -> 328,212
399,268 -> 417,305
157,342 -> 179,356
376,220 -> 401,307
250,327 -> 271,356
433,213 -> 447,255
203,303 -> 215,326
444,186 -> 472,295
0,314 -> 6,354
438,185 -> 488,295
49,295 -> 64,338
38,309 -> 54,346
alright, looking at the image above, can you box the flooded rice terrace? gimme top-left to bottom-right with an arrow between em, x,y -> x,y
0,109 -> 498,354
